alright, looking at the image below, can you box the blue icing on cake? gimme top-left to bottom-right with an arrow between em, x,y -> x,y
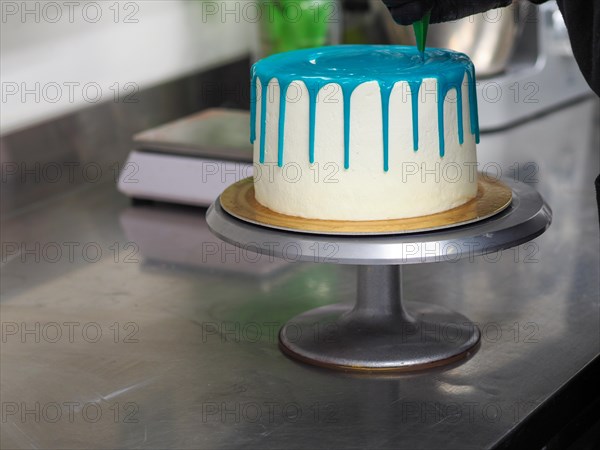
250,44 -> 480,171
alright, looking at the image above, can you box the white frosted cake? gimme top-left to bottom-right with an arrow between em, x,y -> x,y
250,45 -> 480,221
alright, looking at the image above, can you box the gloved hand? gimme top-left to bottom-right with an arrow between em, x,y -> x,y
382,0 -> 514,25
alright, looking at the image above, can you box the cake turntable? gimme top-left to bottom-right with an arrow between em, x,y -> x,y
206,175 -> 551,372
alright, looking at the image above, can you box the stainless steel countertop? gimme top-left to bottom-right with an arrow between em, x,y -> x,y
1,98 -> 599,449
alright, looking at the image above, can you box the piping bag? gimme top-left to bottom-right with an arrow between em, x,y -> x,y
412,10 -> 431,60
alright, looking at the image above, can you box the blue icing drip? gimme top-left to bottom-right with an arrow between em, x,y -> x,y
408,80 -> 422,151
277,80 -> 291,167
466,67 -> 480,143
250,72 -> 257,144
378,81 -> 395,171
308,85 -> 317,164
435,80 -> 466,156
456,83 -> 464,145
340,83 -> 357,170
258,76 -> 270,164
437,78 -> 446,157
250,45 -> 480,167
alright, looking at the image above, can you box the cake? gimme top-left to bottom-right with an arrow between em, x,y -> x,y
250,45 -> 480,221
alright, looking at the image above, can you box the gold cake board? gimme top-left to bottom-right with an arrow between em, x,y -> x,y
219,175 -> 513,235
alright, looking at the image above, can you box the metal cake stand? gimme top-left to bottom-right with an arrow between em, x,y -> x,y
206,178 -> 552,372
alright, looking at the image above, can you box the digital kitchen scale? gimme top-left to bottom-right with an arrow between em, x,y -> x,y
118,108 -> 253,206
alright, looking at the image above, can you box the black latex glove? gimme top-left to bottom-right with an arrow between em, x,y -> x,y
382,0 -> 599,95
382,0 -> 513,25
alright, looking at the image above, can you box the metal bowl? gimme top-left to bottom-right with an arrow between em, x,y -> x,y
376,2 -> 526,78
